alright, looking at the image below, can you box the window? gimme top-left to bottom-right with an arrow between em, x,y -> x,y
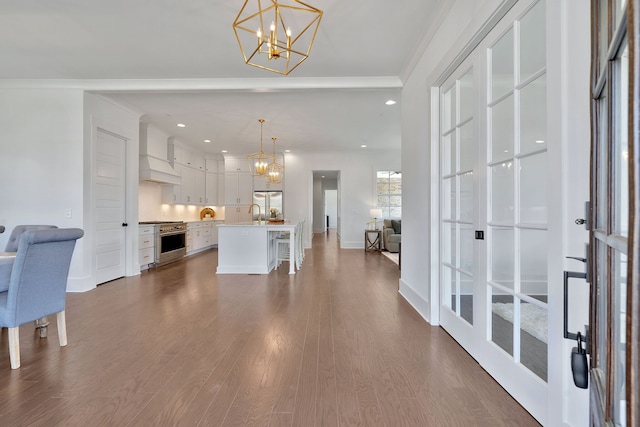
376,171 -> 401,218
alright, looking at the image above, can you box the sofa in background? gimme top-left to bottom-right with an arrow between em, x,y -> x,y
382,219 -> 401,252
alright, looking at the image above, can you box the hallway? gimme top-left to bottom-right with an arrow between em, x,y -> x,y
0,230 -> 538,426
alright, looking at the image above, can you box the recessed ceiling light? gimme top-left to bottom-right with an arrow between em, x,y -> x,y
321,176 -> 325,178
385,100 -> 397,105
361,144 -> 367,148
204,139 -> 211,143
177,123 -> 186,128
221,149 -> 228,153
285,149 -> 291,153
535,140 -> 544,144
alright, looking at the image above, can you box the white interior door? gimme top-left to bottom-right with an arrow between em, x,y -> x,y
439,0 -> 549,422
95,128 -> 127,284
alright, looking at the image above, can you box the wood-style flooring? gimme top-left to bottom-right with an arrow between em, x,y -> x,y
0,230 -> 539,426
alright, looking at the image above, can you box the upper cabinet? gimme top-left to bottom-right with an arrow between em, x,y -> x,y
205,158 -> 222,206
225,157 -> 250,173
163,139 -> 214,205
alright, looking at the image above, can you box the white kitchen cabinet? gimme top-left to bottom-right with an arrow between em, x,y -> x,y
186,222 -> 215,255
194,169 -> 205,204
139,225 -> 155,270
165,140 -> 208,205
225,157 -> 250,172
205,172 -> 218,205
195,156 -> 205,172
224,171 -> 252,206
162,163 -> 183,204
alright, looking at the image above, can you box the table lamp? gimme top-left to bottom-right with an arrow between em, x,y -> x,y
369,208 -> 382,230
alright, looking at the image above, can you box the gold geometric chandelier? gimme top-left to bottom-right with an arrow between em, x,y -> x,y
267,137 -> 285,184
232,0 -> 323,75
247,119 -> 275,177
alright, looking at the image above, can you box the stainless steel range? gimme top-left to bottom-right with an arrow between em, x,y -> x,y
139,221 -> 187,266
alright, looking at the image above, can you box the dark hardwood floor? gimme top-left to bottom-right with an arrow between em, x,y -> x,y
0,230 -> 539,426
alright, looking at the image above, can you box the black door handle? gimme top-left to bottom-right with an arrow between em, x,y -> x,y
122,223 -> 128,227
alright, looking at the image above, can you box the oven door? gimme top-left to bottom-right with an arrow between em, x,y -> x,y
156,230 -> 186,265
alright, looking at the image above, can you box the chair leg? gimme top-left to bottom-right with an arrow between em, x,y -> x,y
35,316 -> 49,338
57,311 -> 67,347
8,327 -> 20,369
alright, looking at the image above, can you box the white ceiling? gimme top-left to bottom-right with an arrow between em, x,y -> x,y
0,0 -> 448,155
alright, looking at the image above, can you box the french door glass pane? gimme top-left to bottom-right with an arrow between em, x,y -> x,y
520,301 -> 548,381
491,95 -> 514,160
460,271 -> 473,324
442,222 -> 453,265
519,0 -> 546,81
460,121 -> 474,172
491,162 -> 514,223
520,228 -> 548,299
613,251 -> 627,425
460,223 -> 474,273
460,69 -> 474,121
443,265 -> 455,309
614,43 -> 629,238
520,153 -> 547,223
491,227 -> 514,289
491,288 -> 514,355
442,178 -> 455,220
491,28 -> 514,100
443,85 -> 456,132
442,132 -> 456,176
451,224 -> 458,267
520,74 -> 547,154
460,172 -> 474,222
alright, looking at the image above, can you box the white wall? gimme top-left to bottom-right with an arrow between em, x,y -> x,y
0,88 -> 86,287
284,150 -> 400,249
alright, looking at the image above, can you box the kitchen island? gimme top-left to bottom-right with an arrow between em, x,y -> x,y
216,220 -> 303,275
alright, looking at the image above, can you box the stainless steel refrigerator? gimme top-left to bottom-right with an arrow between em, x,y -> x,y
252,191 -> 283,220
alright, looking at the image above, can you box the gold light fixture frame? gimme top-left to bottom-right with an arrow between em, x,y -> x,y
232,0 -> 323,75
247,119 -> 275,177
267,137 -> 285,184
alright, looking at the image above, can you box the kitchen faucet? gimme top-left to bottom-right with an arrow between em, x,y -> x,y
248,203 -> 261,224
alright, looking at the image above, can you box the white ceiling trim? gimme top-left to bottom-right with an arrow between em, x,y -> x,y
0,76 -> 403,92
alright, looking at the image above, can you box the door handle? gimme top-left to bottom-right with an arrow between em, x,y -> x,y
122,223 -> 128,227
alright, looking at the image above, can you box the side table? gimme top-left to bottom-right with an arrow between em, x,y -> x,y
364,229 -> 382,252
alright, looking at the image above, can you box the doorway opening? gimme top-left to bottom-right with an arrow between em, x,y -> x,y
312,171 -> 340,237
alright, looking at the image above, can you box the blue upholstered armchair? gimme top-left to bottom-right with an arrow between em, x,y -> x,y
0,228 -> 84,369
1,225 -> 59,295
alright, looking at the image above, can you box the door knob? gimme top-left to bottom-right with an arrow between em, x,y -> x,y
122,223 -> 128,227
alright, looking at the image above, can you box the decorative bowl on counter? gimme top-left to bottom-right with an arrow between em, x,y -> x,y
200,207 -> 215,220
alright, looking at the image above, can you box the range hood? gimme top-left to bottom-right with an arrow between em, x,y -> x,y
139,155 -> 181,185
139,122 -> 181,185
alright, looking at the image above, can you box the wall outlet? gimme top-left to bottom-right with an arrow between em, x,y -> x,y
65,209 -> 72,219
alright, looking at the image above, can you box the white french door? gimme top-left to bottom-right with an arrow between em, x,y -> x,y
438,0 -> 550,422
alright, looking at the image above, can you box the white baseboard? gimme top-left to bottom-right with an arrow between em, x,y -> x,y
66,275 -> 96,293
399,278 -> 437,325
